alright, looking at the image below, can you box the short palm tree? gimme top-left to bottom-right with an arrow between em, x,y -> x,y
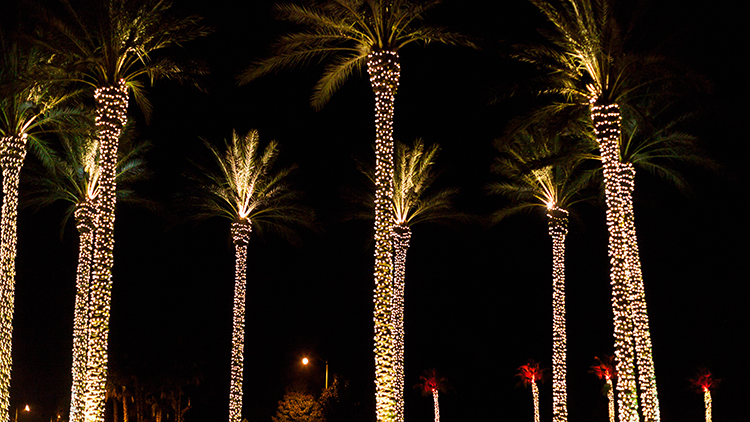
193,129 -> 310,422
516,359 -> 547,422
590,355 -> 617,422
490,127 -> 597,422
38,2 -> 207,420
689,369 -> 719,422
22,123 -> 150,422
0,27 -> 78,422
240,4 -> 471,418
416,369 -> 447,422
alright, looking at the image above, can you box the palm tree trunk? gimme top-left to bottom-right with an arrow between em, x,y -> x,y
391,224 -> 411,422
70,202 -> 96,422
431,389 -> 439,422
703,390 -> 711,422
367,50 -> 400,422
229,219 -> 251,422
591,102 -> 639,422
607,379 -> 615,422
84,79 -> 129,422
531,381 -> 540,422
0,133 -> 27,422
548,207 -> 569,422
122,386 -> 129,422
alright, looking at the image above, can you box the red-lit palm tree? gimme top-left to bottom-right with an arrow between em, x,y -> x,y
240,4 -> 471,419
590,355 -> 617,422
416,369 -> 447,422
517,359 -> 547,422
690,369 -> 719,422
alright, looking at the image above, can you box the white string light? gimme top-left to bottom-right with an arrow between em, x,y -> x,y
548,206 -> 569,422
229,219 -> 251,422
391,225 -> 410,422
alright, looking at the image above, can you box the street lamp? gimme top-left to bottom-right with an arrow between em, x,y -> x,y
301,356 -> 329,389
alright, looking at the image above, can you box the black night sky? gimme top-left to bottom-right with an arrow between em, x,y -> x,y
5,1 -> 748,422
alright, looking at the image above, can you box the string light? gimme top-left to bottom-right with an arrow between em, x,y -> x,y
84,79 -> 128,422
418,370 -> 444,422
367,50 -> 400,422
0,133 -> 28,422
690,370 -> 718,422
517,360 -> 545,422
391,224 -> 410,422
548,206 -> 569,422
229,219 -> 252,422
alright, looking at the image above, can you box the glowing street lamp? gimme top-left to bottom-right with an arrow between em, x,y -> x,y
301,356 -> 328,389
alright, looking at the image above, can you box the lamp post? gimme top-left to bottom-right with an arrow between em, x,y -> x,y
301,356 -> 329,389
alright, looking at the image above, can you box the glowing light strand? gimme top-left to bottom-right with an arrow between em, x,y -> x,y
591,103 -> 639,422
391,224 -> 411,422
548,206 -> 569,422
70,201 -> 96,422
517,361 -> 545,422
0,133 -> 27,422
690,370 -> 718,422
431,389 -> 440,422
84,80 -> 128,422
229,219 -> 251,422
367,50 -> 400,422
590,356 -> 617,422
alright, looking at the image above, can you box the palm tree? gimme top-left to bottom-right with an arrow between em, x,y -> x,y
240,4 -> 471,418
192,129 -> 310,422
416,369 -> 446,422
590,355 -> 617,422
0,25 -> 78,422
22,123 -> 150,422
516,359 -> 547,422
689,369 -> 719,422
490,127 -> 597,422
518,1 -> 674,419
37,2 -> 207,421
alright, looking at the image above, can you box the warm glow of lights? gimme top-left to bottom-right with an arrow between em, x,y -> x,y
302,358 -> 309,365
23,406 -> 29,412
367,50 -> 400,422
548,206 -> 569,422
418,370 -> 444,422
0,132 -> 28,422
592,102 -> 660,422
391,224 -> 410,422
84,79 -> 128,422
229,219 -> 251,422
517,360 -> 545,422
690,370 -> 718,422
590,355 -> 617,422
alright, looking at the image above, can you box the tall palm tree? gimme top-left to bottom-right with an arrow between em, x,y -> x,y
689,369 -> 719,422
517,1 -> 677,419
193,129 -> 310,422
38,2 -> 207,421
0,25 -> 78,422
416,369 -> 446,422
490,127 -> 597,422
590,355 -> 617,422
240,4 -> 471,418
22,123 -> 150,422
516,359 -> 547,422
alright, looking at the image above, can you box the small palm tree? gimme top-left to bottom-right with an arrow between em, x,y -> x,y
516,359 -> 547,422
240,4 -> 471,418
38,2 -> 207,420
192,129 -> 310,422
416,369 -> 447,422
22,123 -> 150,422
689,369 -> 720,422
0,26 -> 79,422
589,355 -> 617,422
491,127 -> 597,422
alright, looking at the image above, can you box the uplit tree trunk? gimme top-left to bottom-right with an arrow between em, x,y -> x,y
367,50 -> 400,422
591,102 -> 639,422
229,219 -> 251,422
548,206 -> 569,422
0,133 -> 27,422
531,381 -> 540,422
122,386 -> 130,422
431,389 -> 439,422
703,389 -> 712,422
70,201 -> 96,422
391,224 -> 411,422
85,79 -> 129,422
606,378 -> 616,422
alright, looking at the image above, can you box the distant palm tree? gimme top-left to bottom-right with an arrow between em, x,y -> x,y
416,369 -> 447,422
22,123 -> 150,422
193,129 -> 310,422
516,359 -> 547,422
240,4 -> 471,418
491,127 -> 597,422
590,355 -> 617,422
38,2 -> 207,420
0,27 -> 78,422
689,369 -> 719,422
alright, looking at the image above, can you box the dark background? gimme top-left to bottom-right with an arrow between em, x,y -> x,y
7,0 -> 748,422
